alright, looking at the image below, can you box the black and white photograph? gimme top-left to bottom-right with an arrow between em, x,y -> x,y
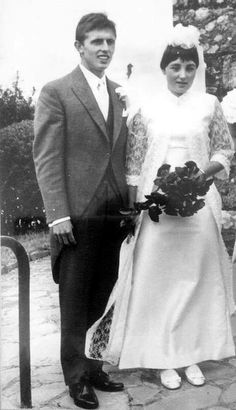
1,1 -> 236,409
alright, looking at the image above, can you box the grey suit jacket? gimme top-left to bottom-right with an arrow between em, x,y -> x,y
33,66 -> 128,223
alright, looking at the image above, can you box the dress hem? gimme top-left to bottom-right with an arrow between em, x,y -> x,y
118,349 -> 236,370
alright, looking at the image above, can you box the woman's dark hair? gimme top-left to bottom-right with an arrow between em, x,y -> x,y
75,13 -> 116,43
160,45 -> 199,70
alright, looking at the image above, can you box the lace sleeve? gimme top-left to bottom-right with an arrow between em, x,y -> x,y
125,110 -> 149,186
209,98 -> 235,180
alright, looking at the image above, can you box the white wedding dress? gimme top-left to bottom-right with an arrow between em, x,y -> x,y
86,90 -> 235,369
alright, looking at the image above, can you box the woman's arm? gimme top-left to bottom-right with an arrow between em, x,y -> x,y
125,110 -> 149,207
205,98 -> 235,179
200,161 -> 223,179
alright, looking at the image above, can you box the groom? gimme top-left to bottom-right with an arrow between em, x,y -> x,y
33,13 -> 128,409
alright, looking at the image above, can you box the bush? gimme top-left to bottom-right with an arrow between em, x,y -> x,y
0,120 -> 46,235
215,156 -> 236,211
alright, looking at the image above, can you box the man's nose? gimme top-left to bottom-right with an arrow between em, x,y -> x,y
101,40 -> 109,51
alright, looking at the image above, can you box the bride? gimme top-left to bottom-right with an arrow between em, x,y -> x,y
86,24 -> 235,390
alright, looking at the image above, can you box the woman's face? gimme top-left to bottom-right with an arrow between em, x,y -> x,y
163,58 -> 197,97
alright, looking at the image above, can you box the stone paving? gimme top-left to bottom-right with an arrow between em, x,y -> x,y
1,256 -> 236,410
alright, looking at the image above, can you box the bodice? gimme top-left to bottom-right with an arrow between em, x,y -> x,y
165,134 -> 189,170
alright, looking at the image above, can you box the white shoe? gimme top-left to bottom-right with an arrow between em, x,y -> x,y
185,364 -> 205,386
160,369 -> 182,390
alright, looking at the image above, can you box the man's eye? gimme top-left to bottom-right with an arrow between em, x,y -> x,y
107,40 -> 115,45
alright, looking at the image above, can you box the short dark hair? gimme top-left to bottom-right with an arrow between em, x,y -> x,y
75,13 -> 116,43
160,45 -> 199,70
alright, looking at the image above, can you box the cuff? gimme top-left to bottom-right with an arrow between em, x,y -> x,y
48,216 -> 71,228
126,175 -> 140,186
210,153 -> 231,180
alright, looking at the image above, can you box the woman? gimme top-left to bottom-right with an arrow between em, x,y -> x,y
86,24 -> 235,390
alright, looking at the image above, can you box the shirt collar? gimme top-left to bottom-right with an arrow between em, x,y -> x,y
79,63 -> 107,90
165,88 -> 194,105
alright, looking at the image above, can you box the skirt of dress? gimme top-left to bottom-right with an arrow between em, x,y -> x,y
118,202 -> 235,369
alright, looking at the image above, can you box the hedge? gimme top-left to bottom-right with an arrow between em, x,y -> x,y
0,120 -> 46,235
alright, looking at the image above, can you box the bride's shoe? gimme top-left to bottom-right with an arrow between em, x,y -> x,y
160,369 -> 182,390
185,364 -> 205,386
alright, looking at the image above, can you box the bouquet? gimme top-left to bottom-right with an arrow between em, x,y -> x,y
120,161 -> 213,228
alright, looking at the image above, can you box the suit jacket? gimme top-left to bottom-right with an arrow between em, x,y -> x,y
33,66 -> 128,223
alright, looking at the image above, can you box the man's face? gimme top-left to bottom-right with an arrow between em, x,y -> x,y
163,58 -> 197,96
75,29 -> 116,78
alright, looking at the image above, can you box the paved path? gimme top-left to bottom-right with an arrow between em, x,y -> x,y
1,256 -> 236,410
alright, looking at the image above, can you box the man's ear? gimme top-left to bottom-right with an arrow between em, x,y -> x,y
162,69 -> 166,75
74,40 -> 83,55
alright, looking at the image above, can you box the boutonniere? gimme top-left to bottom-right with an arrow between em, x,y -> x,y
115,87 -> 129,117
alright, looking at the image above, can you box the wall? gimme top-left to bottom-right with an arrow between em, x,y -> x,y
173,0 -> 236,98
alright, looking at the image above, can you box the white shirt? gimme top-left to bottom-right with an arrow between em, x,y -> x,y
48,64 -> 110,227
79,63 -> 109,121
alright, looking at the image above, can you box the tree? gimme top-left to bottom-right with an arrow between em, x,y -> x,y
0,72 -> 35,129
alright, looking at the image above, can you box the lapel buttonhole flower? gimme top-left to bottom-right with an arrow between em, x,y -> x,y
115,87 -> 130,117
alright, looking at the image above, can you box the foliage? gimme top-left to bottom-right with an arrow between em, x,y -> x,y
0,73 -> 35,129
0,120 -> 46,235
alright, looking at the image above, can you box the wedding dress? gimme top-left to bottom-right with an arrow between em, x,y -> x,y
86,89 -> 235,369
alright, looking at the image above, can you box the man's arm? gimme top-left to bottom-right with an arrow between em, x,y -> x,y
33,83 -> 76,245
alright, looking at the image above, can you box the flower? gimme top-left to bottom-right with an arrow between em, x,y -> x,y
115,86 -> 127,101
120,161 -> 214,227
167,24 -> 200,49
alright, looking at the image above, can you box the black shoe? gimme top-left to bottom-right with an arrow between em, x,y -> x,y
69,377 -> 99,409
89,370 -> 124,392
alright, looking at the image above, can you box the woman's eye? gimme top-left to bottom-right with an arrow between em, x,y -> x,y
170,66 -> 180,72
186,67 -> 195,72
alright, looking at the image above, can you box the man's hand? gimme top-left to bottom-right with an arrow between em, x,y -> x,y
52,220 -> 77,246
124,214 -> 139,244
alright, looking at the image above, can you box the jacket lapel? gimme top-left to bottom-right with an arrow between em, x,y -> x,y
107,79 -> 124,149
70,66 -> 109,142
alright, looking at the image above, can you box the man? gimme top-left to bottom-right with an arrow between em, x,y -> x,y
33,13 -> 128,409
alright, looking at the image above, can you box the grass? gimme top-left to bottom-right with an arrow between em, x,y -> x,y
1,230 -> 50,269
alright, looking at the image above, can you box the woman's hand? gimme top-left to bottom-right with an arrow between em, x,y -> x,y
193,170 -> 207,184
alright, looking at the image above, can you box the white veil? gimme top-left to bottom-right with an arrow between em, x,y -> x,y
163,24 -> 206,93
121,23 -> 206,113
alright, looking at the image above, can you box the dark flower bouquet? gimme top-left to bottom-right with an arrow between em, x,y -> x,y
120,161 -> 214,228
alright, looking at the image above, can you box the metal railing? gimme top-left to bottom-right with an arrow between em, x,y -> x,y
1,236 -> 32,408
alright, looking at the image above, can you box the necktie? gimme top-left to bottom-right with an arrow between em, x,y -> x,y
96,81 -> 109,120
